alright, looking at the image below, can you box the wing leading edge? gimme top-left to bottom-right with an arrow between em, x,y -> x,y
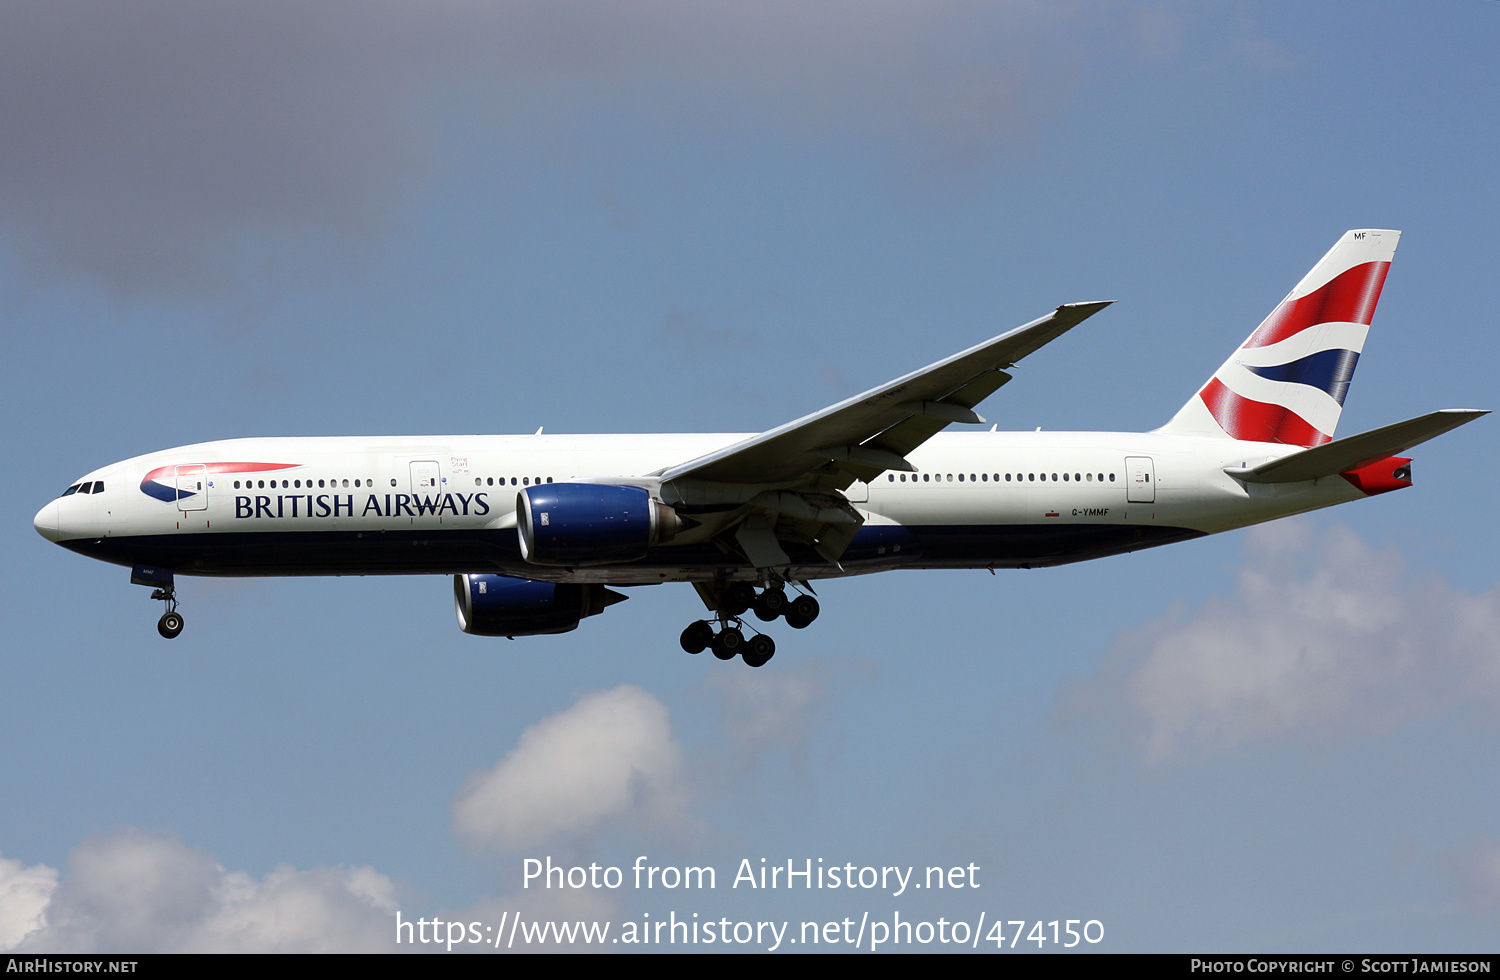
659,301 -> 1112,489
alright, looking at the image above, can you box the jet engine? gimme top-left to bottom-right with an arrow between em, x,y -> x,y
453,574 -> 626,636
517,483 -> 682,565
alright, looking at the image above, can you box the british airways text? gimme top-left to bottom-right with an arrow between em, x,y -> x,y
233,493 -> 491,519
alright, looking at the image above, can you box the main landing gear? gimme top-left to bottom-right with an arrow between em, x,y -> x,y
679,581 -> 819,668
679,619 -> 777,667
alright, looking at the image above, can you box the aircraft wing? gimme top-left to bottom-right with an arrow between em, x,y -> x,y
658,301 -> 1112,488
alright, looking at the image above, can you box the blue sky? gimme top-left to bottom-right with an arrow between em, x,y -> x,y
2,1 -> 1497,952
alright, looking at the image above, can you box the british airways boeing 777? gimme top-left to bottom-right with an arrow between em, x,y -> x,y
33,231 -> 1485,666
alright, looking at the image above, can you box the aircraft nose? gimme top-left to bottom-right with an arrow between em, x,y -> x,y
34,500 -> 62,542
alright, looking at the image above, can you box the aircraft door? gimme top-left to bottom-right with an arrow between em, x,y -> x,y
175,464 -> 208,511
409,460 -> 442,495
1125,456 -> 1155,504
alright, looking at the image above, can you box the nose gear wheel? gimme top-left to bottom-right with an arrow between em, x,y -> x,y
150,586 -> 184,639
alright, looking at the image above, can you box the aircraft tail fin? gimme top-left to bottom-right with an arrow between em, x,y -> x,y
1158,229 -> 1400,447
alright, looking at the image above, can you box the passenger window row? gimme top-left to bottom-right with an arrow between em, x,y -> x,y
233,478 -> 368,490
886,472 -> 1117,484
472,477 -> 555,486
232,476 -> 562,491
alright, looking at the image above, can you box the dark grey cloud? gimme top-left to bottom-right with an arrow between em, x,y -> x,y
0,2 -> 439,293
0,1 -> 1091,296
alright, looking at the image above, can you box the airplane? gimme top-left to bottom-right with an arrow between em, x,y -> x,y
33,230 -> 1485,667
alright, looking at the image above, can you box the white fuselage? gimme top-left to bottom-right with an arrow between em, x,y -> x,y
35,429 -> 1369,585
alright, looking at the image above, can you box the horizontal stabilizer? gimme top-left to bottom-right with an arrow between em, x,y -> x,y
1225,409 -> 1488,483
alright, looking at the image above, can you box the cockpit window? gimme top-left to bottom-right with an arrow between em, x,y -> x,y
92,481 -> 105,493
61,484 -> 81,496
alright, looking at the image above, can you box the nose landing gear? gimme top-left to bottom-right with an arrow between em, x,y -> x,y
152,588 -> 183,639
156,605 -> 184,639
133,565 -> 184,639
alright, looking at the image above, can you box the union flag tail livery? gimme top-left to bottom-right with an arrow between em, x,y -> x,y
1160,229 -> 1398,447
34,229 -> 1486,663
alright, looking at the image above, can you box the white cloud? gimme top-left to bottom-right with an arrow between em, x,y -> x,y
3,677 -> 852,952
3,827 -> 635,953
11,830 -> 398,953
181,864 -> 397,953
0,853 -> 57,950
452,684 -> 689,852
1064,522 -> 1500,763
708,661 -> 856,770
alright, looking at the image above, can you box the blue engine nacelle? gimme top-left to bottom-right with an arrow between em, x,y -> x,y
517,483 -> 681,566
453,574 -> 627,637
